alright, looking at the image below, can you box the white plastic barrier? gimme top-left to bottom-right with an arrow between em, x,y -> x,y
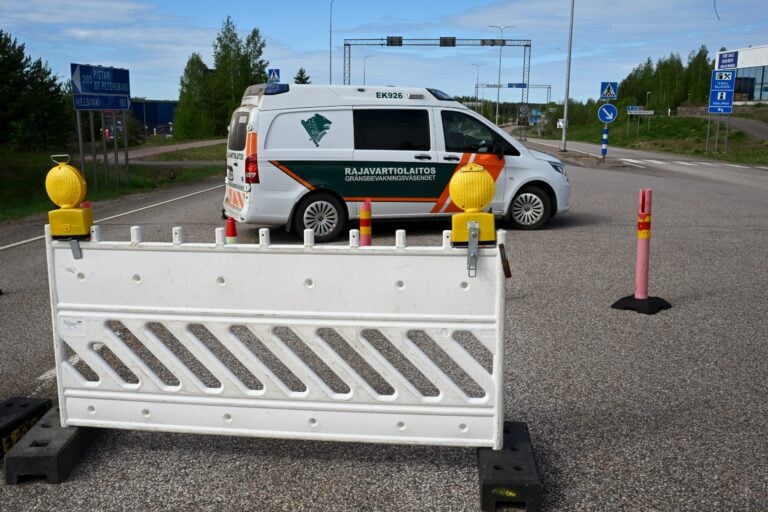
46,225 -> 506,448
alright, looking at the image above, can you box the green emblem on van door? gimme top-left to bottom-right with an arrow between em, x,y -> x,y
301,114 -> 332,147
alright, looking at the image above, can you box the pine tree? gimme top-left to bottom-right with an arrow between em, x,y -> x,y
294,68 -> 311,84
0,30 -> 69,148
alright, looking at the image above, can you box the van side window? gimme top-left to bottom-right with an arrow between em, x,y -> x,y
441,111 -> 519,156
354,110 -> 430,151
228,112 -> 249,151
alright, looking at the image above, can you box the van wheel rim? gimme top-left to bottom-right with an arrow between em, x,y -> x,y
511,193 -> 544,226
304,201 -> 339,236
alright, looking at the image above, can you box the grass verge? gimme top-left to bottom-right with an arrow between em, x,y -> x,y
539,115 -> 768,165
140,143 -> 226,161
1,150 -> 223,221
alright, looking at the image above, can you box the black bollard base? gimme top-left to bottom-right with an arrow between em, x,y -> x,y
611,295 -> 671,315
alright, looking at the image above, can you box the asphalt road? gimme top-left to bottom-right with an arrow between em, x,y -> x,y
1,142 -> 767,511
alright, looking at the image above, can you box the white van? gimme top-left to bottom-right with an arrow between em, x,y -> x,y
223,84 -> 570,242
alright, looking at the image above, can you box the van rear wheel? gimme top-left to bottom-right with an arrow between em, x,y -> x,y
295,193 -> 347,242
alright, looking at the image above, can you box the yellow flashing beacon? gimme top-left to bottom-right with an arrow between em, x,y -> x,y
45,155 -> 93,237
449,162 -> 496,244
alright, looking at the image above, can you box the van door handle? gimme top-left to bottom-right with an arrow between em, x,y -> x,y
414,154 -> 432,160
444,155 -> 461,161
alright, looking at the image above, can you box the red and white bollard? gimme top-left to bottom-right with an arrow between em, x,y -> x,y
611,188 -> 671,314
360,199 -> 372,246
225,217 -> 238,244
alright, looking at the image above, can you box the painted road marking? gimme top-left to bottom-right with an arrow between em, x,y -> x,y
0,184 -> 225,252
674,161 -> 696,166
643,159 -> 666,165
725,164 -> 749,168
620,159 -> 645,168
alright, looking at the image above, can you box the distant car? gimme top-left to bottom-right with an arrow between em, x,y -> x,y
223,83 -> 570,242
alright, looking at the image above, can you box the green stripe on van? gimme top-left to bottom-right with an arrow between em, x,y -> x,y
276,160 -> 457,198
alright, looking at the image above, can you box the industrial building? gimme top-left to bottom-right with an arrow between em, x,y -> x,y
717,45 -> 768,103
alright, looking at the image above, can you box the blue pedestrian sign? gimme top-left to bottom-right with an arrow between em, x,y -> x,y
709,69 -> 735,114
597,103 -> 618,123
268,68 -> 280,83
600,82 -> 618,100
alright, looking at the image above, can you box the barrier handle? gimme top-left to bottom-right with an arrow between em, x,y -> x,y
635,189 -> 652,299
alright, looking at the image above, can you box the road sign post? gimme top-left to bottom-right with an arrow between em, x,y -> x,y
597,103 -> 618,160
707,69 -> 736,152
70,64 -> 132,192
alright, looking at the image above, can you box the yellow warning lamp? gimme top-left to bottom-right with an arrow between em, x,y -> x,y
45,155 -> 93,237
449,162 -> 496,244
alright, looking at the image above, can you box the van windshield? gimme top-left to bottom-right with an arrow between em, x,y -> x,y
228,112 -> 249,150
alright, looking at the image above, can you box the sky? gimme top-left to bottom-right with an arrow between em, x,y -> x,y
1,0 -> 766,104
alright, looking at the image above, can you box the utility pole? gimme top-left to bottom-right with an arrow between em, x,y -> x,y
489,25 -> 514,125
560,0 -> 575,151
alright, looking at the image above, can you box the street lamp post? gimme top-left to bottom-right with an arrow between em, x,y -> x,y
560,0 -> 575,151
363,55 -> 373,85
471,64 -> 481,113
329,0 -> 335,84
646,91 -> 651,108
489,24 -> 514,125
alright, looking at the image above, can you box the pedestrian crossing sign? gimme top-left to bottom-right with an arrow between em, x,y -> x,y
268,68 -> 280,83
600,82 -> 618,100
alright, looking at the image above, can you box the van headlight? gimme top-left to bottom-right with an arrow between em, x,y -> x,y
549,161 -> 566,175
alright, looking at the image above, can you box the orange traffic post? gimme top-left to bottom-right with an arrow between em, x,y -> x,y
611,188 -> 671,314
225,217 -> 238,244
360,199 -> 372,246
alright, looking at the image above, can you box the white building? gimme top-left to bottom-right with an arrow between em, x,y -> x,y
716,45 -> 768,103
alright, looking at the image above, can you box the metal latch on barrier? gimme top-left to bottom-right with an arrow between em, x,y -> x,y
467,222 -> 479,278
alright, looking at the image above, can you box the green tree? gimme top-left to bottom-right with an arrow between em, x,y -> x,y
174,53 -> 215,139
204,17 -> 269,134
243,28 -> 268,85
685,45 -> 713,105
0,30 -> 69,148
294,68 -> 311,84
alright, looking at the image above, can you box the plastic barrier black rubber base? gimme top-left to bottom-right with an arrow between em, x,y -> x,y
611,295 -> 671,315
478,421 -> 542,512
4,405 -> 97,484
1,397 -> 52,460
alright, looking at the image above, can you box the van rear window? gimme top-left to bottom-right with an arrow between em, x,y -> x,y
228,112 -> 249,150
353,109 -> 430,151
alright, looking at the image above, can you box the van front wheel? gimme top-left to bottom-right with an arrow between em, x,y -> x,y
508,186 -> 551,230
294,193 -> 347,242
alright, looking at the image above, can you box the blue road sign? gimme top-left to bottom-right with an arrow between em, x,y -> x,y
708,69 -> 735,114
73,95 -> 131,111
70,63 -> 130,111
711,70 -> 736,91
709,90 -> 734,114
597,103 -> 618,123
507,83 -> 527,88
717,51 -> 738,70
600,82 -> 618,100
268,68 -> 280,83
